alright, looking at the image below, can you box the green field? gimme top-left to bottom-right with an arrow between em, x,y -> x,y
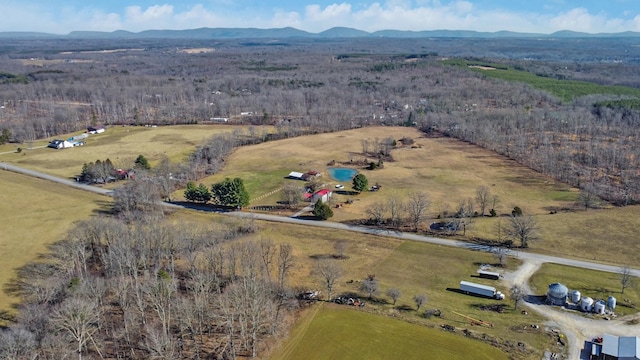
0,170 -> 109,313
529,263 -> 640,316
271,304 -> 508,360
443,59 -> 640,102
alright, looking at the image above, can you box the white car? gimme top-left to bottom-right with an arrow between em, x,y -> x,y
335,184 -> 344,189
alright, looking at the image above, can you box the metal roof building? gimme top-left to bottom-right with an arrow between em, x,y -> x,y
600,334 -> 640,360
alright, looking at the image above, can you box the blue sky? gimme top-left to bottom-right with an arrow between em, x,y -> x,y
2,0 -> 640,34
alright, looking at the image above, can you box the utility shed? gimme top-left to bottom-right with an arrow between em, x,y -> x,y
600,334 -> 640,360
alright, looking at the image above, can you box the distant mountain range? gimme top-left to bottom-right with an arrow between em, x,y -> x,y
1,26 -> 640,39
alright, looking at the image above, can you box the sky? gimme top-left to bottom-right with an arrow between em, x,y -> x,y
2,0 -> 640,34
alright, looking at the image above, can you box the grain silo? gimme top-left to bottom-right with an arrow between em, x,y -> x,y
546,283 -> 568,306
594,300 -> 606,314
607,296 -> 616,311
581,297 -> 594,312
571,290 -> 581,303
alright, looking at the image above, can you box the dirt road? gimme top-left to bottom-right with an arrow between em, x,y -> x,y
503,260 -> 640,360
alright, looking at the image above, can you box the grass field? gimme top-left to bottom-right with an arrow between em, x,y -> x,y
190,126 -> 577,217
0,124 -> 255,178
270,303 -> 508,360
1,123 -> 639,357
529,263 -> 640,317
178,125 -> 640,265
443,59 -> 640,102
0,170 -> 109,313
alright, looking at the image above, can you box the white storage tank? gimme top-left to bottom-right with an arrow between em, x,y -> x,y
546,283 -> 569,306
607,296 -> 616,310
581,297 -> 594,312
571,290 -> 581,303
594,300 -> 606,314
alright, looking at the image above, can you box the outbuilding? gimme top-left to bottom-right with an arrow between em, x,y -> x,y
599,334 -> 640,359
48,139 -> 74,149
87,125 -> 105,134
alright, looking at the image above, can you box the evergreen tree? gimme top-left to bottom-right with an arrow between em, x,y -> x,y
352,173 -> 369,193
134,154 -> 151,170
185,182 -> 211,203
211,177 -> 250,208
313,199 -> 333,220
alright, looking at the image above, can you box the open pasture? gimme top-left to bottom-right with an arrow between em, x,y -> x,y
0,124 -> 250,178
271,304 -> 509,360
185,126 -> 640,265
195,126 -> 576,219
0,170 -> 109,312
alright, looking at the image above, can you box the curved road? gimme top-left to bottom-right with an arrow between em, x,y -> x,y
3,161 -> 640,358
2,161 -> 638,278
1,162 -> 113,196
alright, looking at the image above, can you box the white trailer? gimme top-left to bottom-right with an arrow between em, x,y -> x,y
478,270 -> 501,280
460,281 -> 504,300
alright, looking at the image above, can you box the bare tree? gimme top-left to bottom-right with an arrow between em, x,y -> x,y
387,196 -> 404,229
510,285 -> 525,309
360,275 -> 379,299
507,215 -> 540,248
315,259 -> 344,301
277,243 -> 294,290
476,185 -> 491,216
0,326 -> 37,359
620,266 -> 635,294
493,247 -> 509,267
413,294 -> 428,311
259,237 -> 275,278
386,288 -> 401,305
405,192 -> 430,232
333,240 -> 347,259
52,297 -> 102,360
365,200 -> 387,226
281,183 -> 303,208
577,187 -> 600,210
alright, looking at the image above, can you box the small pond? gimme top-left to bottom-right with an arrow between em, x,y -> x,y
328,167 -> 358,182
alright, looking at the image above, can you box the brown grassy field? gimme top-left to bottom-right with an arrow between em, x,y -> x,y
183,126 -> 640,265
0,170 -> 110,313
0,124 -> 256,178
3,124 -> 639,264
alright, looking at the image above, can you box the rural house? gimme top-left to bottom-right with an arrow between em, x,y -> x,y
48,139 -> 75,149
304,188 -> 332,203
87,125 -> 106,134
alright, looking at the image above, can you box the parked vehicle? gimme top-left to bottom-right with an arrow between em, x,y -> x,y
459,281 -> 504,300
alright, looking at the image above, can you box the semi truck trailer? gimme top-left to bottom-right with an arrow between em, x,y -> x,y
459,280 -> 505,300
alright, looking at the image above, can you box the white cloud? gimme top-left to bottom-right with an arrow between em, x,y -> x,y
2,1 -> 640,34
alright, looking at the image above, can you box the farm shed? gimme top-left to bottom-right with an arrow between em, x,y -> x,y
88,126 -> 105,134
301,171 -> 321,180
288,171 -> 305,180
48,139 -> 74,149
600,334 -> 640,359
305,189 -> 332,203
69,133 -> 88,141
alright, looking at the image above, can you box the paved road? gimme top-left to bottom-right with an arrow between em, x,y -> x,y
0,162 -> 113,196
4,161 -> 639,358
2,161 -> 638,278
225,211 -> 640,276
